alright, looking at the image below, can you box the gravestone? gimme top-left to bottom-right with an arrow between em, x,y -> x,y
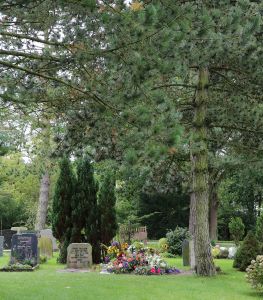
0,236 -> 4,257
67,243 -> 92,269
11,227 -> 28,234
11,233 -> 38,266
182,239 -> 190,266
38,236 -> 53,258
228,246 -> 237,259
40,229 -> 58,251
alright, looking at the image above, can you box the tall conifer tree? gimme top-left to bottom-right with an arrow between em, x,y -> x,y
75,157 -> 100,263
98,172 -> 118,246
52,156 -> 75,263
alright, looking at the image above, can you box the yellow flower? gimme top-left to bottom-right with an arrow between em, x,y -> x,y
130,1 -> 143,12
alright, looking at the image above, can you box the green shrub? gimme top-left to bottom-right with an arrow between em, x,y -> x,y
166,227 -> 189,255
132,241 -> 144,250
256,214 -> 263,243
246,255 -> 263,290
233,231 -> 261,271
161,252 -> 177,258
212,247 -> 220,258
210,240 -> 216,247
158,238 -> 168,253
229,217 -> 245,246
39,255 -> 47,264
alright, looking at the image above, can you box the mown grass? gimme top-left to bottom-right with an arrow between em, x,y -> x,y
0,251 -> 262,300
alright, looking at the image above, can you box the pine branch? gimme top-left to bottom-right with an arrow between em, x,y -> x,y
152,83 -> 196,90
0,59 -> 116,111
0,31 -> 66,47
0,49 -> 61,62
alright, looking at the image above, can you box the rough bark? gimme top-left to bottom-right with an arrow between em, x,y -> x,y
189,191 -> 196,270
35,171 -> 50,231
209,182 -> 218,241
191,67 -> 216,276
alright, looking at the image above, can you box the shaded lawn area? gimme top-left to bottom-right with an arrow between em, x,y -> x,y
0,252 -> 262,300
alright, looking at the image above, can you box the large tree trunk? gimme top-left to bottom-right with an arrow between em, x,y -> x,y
191,67 -> 216,276
209,182 -> 218,241
189,191 -> 196,270
35,171 -> 50,231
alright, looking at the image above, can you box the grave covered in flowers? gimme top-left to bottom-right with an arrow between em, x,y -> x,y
103,241 -> 180,275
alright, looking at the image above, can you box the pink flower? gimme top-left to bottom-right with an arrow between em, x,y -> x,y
119,263 -> 123,268
150,268 -> 156,274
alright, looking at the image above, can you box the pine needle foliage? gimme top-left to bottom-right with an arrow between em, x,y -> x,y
52,156 -> 76,263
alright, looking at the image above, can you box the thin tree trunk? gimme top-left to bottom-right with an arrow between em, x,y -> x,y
35,171 -> 50,231
209,183 -> 218,241
191,67 -> 216,276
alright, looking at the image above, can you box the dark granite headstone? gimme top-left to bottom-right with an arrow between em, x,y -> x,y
182,239 -> 190,266
0,236 -> 4,256
11,233 -> 38,266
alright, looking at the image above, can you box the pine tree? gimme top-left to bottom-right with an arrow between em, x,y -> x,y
52,156 -> 75,263
1,0 -> 262,276
98,172 -> 118,246
233,231 -> 261,271
75,157 -> 100,263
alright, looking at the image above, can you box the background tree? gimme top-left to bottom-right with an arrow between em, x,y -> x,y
97,172 -> 118,245
0,0 -> 262,276
75,157 -> 100,263
256,214 -> 263,244
228,217 -> 245,246
52,156 -> 75,263
233,231 -> 261,271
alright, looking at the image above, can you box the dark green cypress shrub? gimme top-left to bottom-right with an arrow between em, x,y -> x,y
75,157 -> 100,263
98,172 -> 118,246
52,156 -> 76,263
233,231 -> 261,271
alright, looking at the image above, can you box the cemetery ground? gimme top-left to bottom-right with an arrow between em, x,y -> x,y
0,252 -> 262,300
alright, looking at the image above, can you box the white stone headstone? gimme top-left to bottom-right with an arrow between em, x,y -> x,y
228,246 -> 237,259
67,243 -> 92,269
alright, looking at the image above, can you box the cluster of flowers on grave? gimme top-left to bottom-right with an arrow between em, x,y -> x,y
104,241 -> 180,275
246,256 -> 263,290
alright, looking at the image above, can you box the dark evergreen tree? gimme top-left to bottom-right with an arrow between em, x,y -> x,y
233,231 -> 261,271
52,156 -> 75,263
139,191 -> 189,239
75,157 -> 100,263
98,172 -> 118,246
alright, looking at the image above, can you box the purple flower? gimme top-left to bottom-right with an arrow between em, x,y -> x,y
104,256 -> 110,263
111,241 -> 119,247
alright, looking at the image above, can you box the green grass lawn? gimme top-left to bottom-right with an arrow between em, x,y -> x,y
0,251 -> 262,300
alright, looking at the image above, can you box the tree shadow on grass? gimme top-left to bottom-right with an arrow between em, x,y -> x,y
242,291 -> 263,298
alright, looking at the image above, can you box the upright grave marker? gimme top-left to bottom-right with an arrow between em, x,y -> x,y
11,233 -> 38,266
67,243 -> 92,269
0,236 -> 4,257
40,229 -> 58,251
182,239 -> 190,266
39,236 -> 53,258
